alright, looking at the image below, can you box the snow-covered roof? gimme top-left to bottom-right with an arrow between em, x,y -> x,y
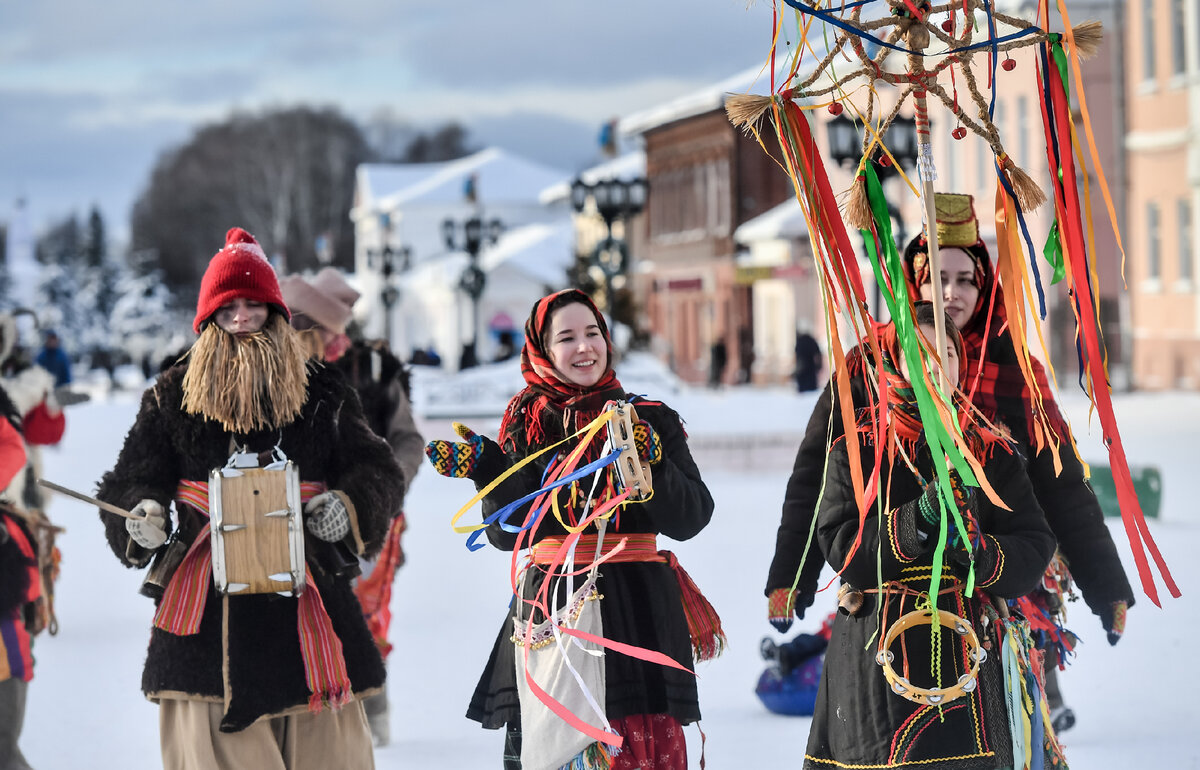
539,150 -> 647,205
734,197 -> 812,244
620,55 -> 820,137
356,147 -> 568,214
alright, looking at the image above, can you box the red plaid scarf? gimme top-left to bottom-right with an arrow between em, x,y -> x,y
155,479 -> 353,713
849,319 -> 1007,462
498,289 -> 625,454
904,240 -> 1070,442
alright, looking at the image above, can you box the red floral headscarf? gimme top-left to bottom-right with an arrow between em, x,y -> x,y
498,289 -> 625,452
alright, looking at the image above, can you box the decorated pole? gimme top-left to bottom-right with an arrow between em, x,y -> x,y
726,0 -> 1177,602
904,21 -> 951,395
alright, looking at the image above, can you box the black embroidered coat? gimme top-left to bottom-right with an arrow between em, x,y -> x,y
465,399 -> 714,730
767,338 -> 1135,627
805,435 -> 1056,769
96,363 -> 405,731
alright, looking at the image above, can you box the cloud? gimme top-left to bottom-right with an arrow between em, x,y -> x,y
0,0 -> 782,238
0,89 -> 191,232
397,1 -> 769,88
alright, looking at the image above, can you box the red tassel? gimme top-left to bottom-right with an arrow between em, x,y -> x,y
661,551 -> 726,662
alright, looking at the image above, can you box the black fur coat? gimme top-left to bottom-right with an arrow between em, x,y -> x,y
96,363 -> 406,731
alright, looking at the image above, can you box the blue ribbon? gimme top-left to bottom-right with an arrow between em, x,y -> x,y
464,449 -> 623,551
781,0 -> 1037,58
995,163 -> 1047,316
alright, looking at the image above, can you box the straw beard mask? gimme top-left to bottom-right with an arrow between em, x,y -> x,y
181,313 -> 311,434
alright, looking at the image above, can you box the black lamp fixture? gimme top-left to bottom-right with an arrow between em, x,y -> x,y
825,113 -> 918,317
365,211 -> 411,348
826,114 -> 919,184
443,213 -> 504,369
569,176 -> 648,314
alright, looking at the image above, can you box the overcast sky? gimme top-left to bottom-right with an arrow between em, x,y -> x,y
0,0 -> 779,242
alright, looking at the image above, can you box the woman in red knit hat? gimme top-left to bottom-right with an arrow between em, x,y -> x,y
96,227 -> 406,769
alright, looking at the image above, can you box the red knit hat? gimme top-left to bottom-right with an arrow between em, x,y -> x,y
193,227 -> 290,332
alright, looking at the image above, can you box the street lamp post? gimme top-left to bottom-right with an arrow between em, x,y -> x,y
826,114 -> 918,318
569,176 -> 648,318
443,214 -> 503,368
366,213 -> 411,350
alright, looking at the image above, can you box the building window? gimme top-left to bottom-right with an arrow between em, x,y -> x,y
975,135 -> 987,188
1180,199 -> 1194,283
649,159 -> 732,240
1143,0 -> 1156,82
1147,202 -> 1161,281
1172,0 -> 1187,76
1017,96 -> 1029,168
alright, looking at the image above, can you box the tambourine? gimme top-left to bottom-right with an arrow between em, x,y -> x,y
875,608 -> 986,706
602,401 -> 652,501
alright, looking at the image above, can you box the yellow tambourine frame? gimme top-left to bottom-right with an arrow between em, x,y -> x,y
875,608 -> 986,706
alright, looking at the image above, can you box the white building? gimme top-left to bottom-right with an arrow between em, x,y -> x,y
351,148 -> 572,367
732,199 -> 827,383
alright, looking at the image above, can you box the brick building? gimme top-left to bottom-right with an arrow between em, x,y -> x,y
1125,0 -> 1200,389
620,68 -> 797,385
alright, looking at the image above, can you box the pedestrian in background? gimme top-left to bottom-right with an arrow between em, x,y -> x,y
33,332 -> 70,389
281,266 -> 424,747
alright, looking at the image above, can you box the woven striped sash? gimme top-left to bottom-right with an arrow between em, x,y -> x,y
530,533 -> 726,662
155,479 -> 353,712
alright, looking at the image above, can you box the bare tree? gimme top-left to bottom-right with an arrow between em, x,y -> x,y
130,106 -> 372,302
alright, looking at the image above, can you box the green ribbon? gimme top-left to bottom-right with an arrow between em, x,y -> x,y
859,163 -> 977,598
1042,220 -> 1066,285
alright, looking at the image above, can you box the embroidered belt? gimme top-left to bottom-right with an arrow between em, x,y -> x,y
154,479 -> 352,712
530,532 -> 726,662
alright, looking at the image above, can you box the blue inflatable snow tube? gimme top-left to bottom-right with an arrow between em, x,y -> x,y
755,652 -> 824,716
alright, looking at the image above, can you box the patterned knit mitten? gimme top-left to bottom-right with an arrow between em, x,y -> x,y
632,420 -> 663,465
1101,600 -> 1128,646
304,492 -> 350,543
767,588 -> 799,633
916,472 -> 976,542
425,423 -> 488,479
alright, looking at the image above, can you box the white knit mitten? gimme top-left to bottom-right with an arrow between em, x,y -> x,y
125,500 -> 168,550
304,492 -> 350,542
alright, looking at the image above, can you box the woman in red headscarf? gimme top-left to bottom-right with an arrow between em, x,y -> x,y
426,289 -> 717,770
900,201 -> 1133,732
765,193 -> 1133,735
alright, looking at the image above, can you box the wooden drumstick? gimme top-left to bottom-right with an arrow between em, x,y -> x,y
36,479 -> 141,520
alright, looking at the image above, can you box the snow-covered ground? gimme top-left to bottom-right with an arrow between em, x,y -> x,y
19,382 -> 1200,768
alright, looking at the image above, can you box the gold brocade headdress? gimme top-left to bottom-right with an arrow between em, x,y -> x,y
908,193 -> 987,286
932,193 -> 980,248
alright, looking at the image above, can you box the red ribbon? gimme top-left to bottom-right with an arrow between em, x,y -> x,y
1040,52 -> 1178,605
